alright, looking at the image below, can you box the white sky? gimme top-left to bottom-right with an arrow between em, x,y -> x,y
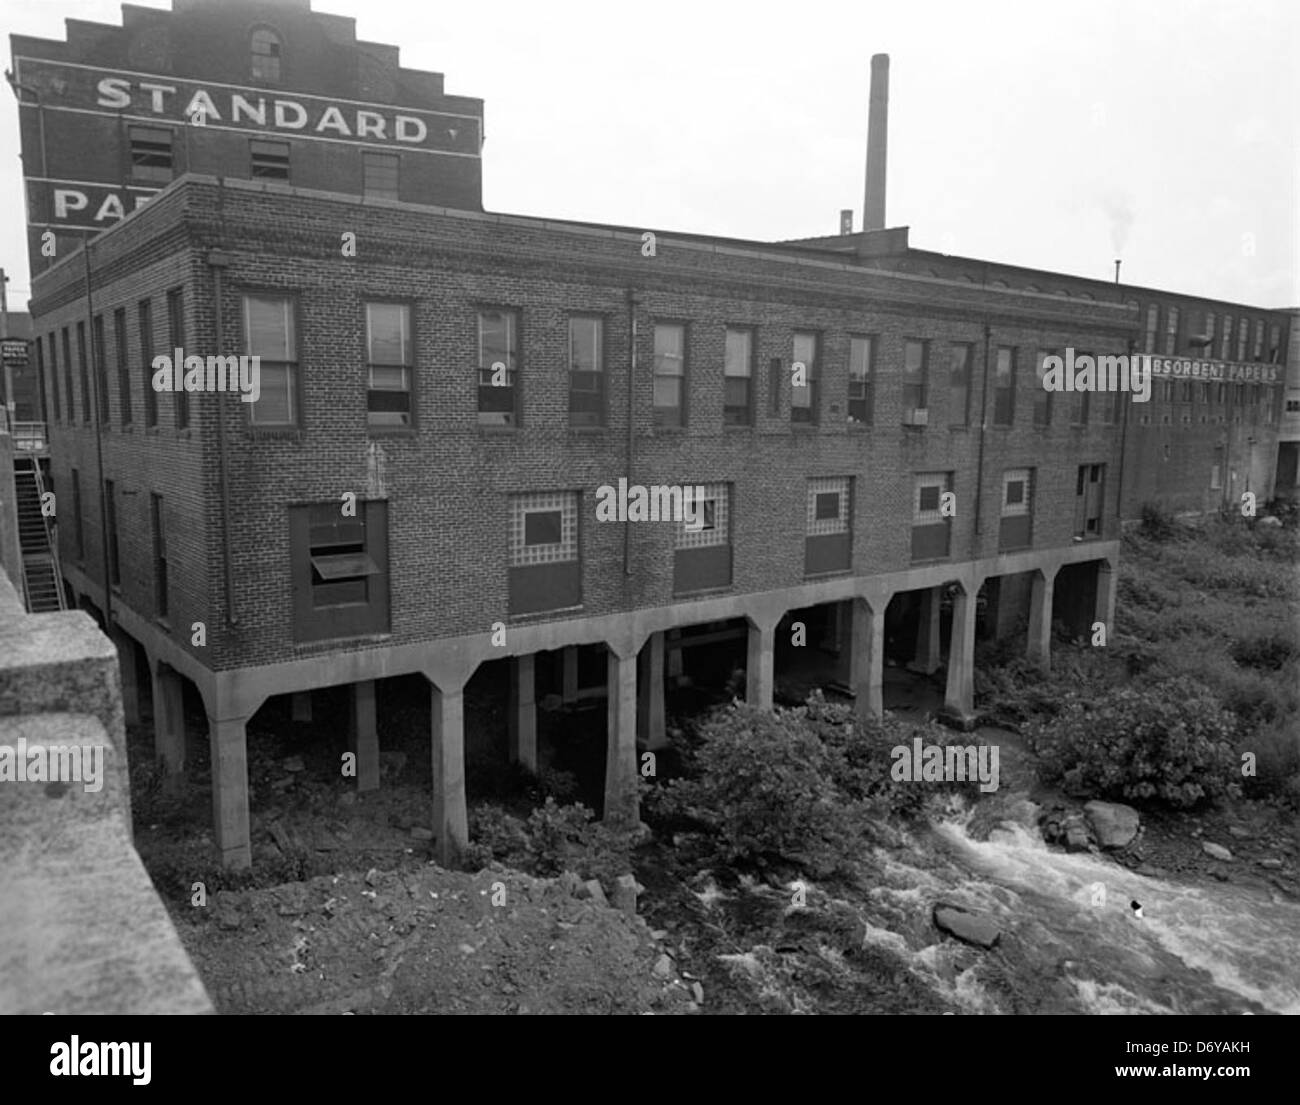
1,0 -> 1296,313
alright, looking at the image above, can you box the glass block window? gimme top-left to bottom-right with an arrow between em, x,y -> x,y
510,491 -> 578,567
1002,468 -> 1031,516
807,477 -> 850,536
913,472 -> 950,524
676,483 -> 729,549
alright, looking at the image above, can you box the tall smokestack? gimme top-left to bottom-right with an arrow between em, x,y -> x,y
863,53 -> 889,231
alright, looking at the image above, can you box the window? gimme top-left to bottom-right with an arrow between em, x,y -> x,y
1073,464 -> 1105,540
1180,380 -> 1193,403
1070,354 -> 1092,426
105,480 -> 120,588
723,327 -> 754,426
652,323 -> 686,428
911,471 -> 951,561
139,300 -> 157,429
791,332 -> 819,424
949,343 -> 971,426
245,294 -> 298,426
129,126 -> 173,184
250,139 -> 290,180
114,308 -> 131,425
1233,383 -> 1245,423
1203,313 -> 1216,357
993,346 -> 1015,426
847,336 -> 874,426
1029,348 -> 1050,426
1269,324 -> 1282,364
1252,319 -> 1265,362
1236,319 -> 1248,362
72,469 -> 84,561
291,500 -> 390,641
77,322 -> 90,425
168,289 -> 188,430
675,483 -> 729,549
510,492 -> 578,567
1143,305 -> 1159,352
46,334 -> 60,422
251,28 -> 282,82
62,329 -> 74,426
366,302 -> 412,428
92,314 -> 108,425
151,492 -> 168,618
1287,399 -> 1300,414
478,309 -> 520,427
805,476 -> 851,575
1000,468 -> 1032,552
568,316 -> 604,427
1221,315 -> 1233,361
902,340 -> 927,423
768,357 -> 783,417
33,336 -> 47,423
1211,447 -> 1224,491
363,152 -> 399,201
1262,386 -> 1276,424
1250,383 -> 1261,423
1164,306 -> 1179,355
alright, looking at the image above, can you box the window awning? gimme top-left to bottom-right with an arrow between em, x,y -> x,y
311,553 -> 380,580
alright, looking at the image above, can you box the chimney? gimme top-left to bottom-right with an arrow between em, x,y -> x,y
863,54 -> 889,232
839,209 -> 854,235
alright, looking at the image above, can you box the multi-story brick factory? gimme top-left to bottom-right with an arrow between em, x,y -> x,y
6,0 -> 1292,870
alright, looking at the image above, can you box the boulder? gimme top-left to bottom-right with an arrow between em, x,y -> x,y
1202,841 -> 1233,861
582,879 -> 608,907
1065,825 -> 1091,852
652,954 -> 674,980
1084,801 -> 1140,849
611,874 -> 640,916
933,905 -> 1000,949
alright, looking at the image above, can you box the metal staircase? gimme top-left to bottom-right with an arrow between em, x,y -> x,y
14,456 -> 66,613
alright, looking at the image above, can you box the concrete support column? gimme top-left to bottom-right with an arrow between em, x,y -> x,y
667,628 -> 683,680
849,598 -> 886,720
115,633 -> 141,727
745,619 -> 777,709
561,646 -> 579,704
909,586 -> 943,675
1027,570 -> 1056,673
350,679 -> 379,792
943,586 -> 978,725
151,662 -> 185,795
291,691 -> 312,722
1095,563 -> 1117,642
507,654 -> 538,771
430,680 -> 468,867
206,713 -> 251,870
638,631 -> 667,750
605,649 -> 639,828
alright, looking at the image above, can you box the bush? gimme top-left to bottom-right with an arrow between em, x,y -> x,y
1241,718 -> 1300,807
1027,677 -> 1240,809
1139,502 -> 1180,542
522,798 -> 634,884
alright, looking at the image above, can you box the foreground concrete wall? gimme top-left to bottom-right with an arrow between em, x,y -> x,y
0,565 -> 211,1014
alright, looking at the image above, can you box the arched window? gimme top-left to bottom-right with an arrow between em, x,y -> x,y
251,28 -> 282,82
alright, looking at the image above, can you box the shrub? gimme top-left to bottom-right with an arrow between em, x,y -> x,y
1139,502 -> 1180,542
521,798 -> 634,883
1240,718 -> 1300,807
1027,677 -> 1240,809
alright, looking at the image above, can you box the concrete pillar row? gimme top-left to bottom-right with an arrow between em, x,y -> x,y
1095,561 -> 1117,641
507,654 -> 538,772
350,679 -> 380,792
942,583 -> 979,726
909,586 -> 943,676
604,647 -> 639,829
1027,569 -> 1056,673
205,710 -> 252,871
561,646 -> 579,703
114,631 -> 142,728
430,677 -> 468,867
150,661 -> 186,797
849,597 -> 886,721
745,619 -> 778,710
637,630 -> 667,751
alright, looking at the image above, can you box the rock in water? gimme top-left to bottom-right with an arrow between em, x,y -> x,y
933,905 -> 1000,949
1084,801 -> 1140,849
1202,841 -> 1233,861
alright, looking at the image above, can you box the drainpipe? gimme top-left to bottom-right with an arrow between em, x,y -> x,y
1116,337 -> 1134,530
83,235 -> 111,634
623,289 -> 640,576
208,250 -> 238,626
971,320 -> 992,555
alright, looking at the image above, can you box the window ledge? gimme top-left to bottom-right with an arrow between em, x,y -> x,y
478,424 -> 520,435
293,632 -> 394,654
247,427 -> 304,441
790,422 -> 819,432
723,423 -> 754,432
568,425 -> 607,435
367,428 -> 418,439
672,584 -> 735,600
508,605 -> 584,623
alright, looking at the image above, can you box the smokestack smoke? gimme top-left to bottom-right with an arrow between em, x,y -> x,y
864,54 -> 889,232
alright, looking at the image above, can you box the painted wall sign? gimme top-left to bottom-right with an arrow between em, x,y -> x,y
14,56 -> 480,157
1148,356 -> 1280,384
27,178 -> 160,230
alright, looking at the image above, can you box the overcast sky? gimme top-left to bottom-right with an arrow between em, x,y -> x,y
1,0 -> 1296,313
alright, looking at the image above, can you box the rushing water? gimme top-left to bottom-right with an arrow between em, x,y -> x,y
859,799 -> 1300,1015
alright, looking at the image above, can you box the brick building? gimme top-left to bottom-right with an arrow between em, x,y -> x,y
11,2 -> 1291,871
